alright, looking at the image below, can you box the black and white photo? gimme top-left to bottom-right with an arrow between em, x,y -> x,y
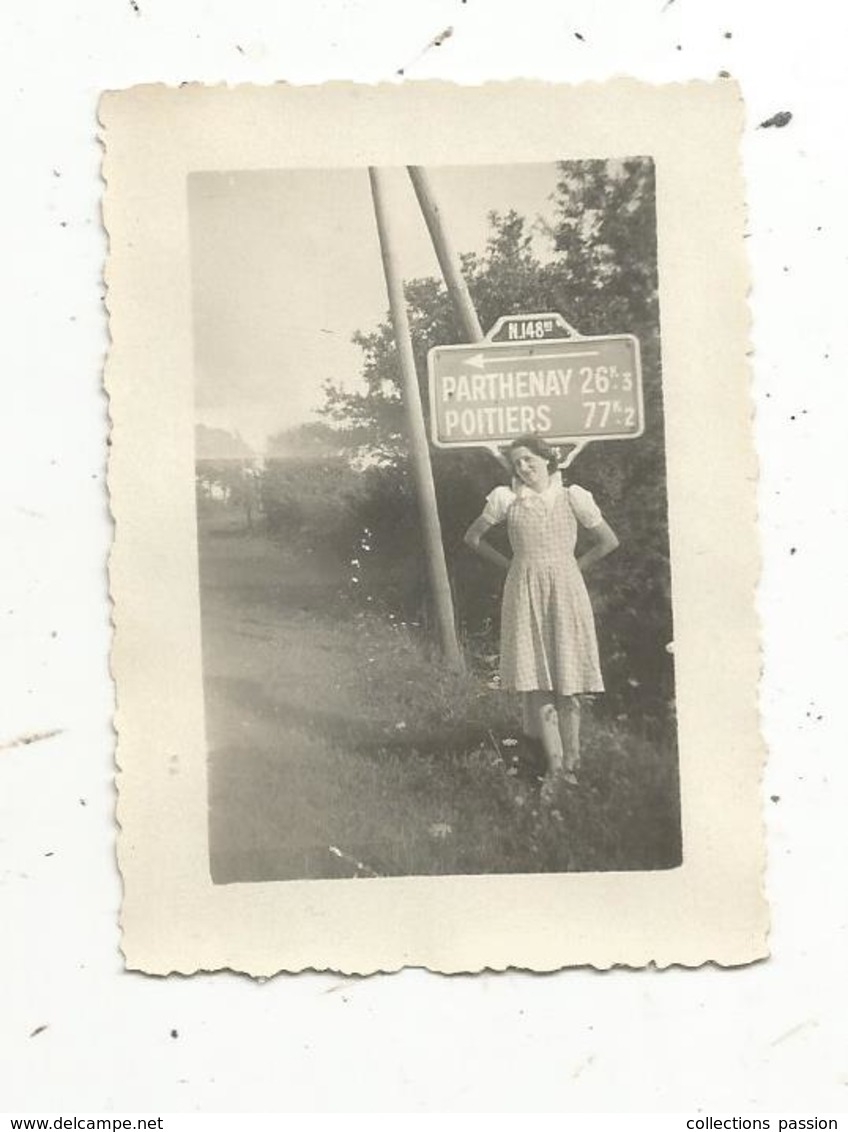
103,80 -> 766,974
189,159 -> 682,883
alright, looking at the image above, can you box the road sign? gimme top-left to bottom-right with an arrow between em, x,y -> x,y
427,328 -> 644,449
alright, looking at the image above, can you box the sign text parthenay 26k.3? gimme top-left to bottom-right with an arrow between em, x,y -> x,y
427,313 -> 644,450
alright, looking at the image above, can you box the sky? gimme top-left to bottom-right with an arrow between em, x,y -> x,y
188,163 -> 563,452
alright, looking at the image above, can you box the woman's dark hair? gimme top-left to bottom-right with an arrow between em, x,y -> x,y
503,434 -> 561,474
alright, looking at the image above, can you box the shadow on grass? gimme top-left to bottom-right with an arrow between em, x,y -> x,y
205,671 -> 514,762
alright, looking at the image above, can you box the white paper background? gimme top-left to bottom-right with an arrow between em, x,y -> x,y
1,0 -> 846,1114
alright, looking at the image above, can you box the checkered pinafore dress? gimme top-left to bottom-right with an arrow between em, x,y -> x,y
500,487 -> 604,695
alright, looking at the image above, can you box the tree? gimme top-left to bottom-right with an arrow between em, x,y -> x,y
262,421 -> 372,552
266,420 -> 350,459
195,424 -> 256,506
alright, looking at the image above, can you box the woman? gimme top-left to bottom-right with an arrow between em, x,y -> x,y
464,435 -> 619,788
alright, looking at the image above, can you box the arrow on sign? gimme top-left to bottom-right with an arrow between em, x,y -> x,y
462,350 -> 600,369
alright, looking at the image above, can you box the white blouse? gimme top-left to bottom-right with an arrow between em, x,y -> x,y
482,477 -> 604,529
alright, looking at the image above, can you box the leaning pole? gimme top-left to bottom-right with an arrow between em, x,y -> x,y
367,167 -> 463,672
407,165 -> 484,345
407,164 -> 510,471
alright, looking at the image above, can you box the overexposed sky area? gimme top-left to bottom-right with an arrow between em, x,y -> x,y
189,163 -> 562,451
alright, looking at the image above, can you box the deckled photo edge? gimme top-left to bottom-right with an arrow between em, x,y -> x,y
101,79 -> 768,975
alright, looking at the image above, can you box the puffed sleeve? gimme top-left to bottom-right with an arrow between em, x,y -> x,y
481,484 -> 514,525
567,483 -> 604,529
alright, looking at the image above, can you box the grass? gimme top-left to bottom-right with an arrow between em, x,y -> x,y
310,613 -> 680,877
202,518 -> 681,882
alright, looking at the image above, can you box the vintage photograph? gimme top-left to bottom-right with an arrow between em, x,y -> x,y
105,81 -> 765,972
189,159 -> 681,884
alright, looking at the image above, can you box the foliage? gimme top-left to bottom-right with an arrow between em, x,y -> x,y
194,425 -> 258,514
266,420 -> 350,459
260,454 -> 371,554
195,423 -> 254,461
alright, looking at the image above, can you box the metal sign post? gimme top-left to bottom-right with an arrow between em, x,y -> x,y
368,167 -> 464,672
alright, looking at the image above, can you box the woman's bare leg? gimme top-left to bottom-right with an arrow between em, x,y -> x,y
556,695 -> 581,776
523,691 -> 563,775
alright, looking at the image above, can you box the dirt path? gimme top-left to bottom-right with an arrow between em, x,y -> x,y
200,516 -> 382,881
199,511 -> 506,882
